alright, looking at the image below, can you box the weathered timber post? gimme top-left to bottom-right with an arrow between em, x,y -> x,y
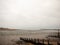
42,39 -> 44,45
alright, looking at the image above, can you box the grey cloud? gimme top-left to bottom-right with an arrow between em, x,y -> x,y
0,0 -> 60,30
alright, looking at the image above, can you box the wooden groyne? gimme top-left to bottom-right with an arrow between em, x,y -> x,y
20,37 -> 56,45
16,30 -> 60,45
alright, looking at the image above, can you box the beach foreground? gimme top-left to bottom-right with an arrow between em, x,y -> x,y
0,29 -> 60,45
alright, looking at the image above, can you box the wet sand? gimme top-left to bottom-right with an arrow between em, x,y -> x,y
0,30 -> 59,45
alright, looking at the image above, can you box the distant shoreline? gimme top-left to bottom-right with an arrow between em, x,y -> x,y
0,27 -> 60,31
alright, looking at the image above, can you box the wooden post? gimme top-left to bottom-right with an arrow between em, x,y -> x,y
58,29 -> 59,38
48,39 -> 49,45
42,39 -> 44,45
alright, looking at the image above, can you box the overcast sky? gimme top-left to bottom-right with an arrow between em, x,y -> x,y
0,0 -> 60,30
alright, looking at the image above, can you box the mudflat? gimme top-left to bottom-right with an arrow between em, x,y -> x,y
0,29 -> 59,45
